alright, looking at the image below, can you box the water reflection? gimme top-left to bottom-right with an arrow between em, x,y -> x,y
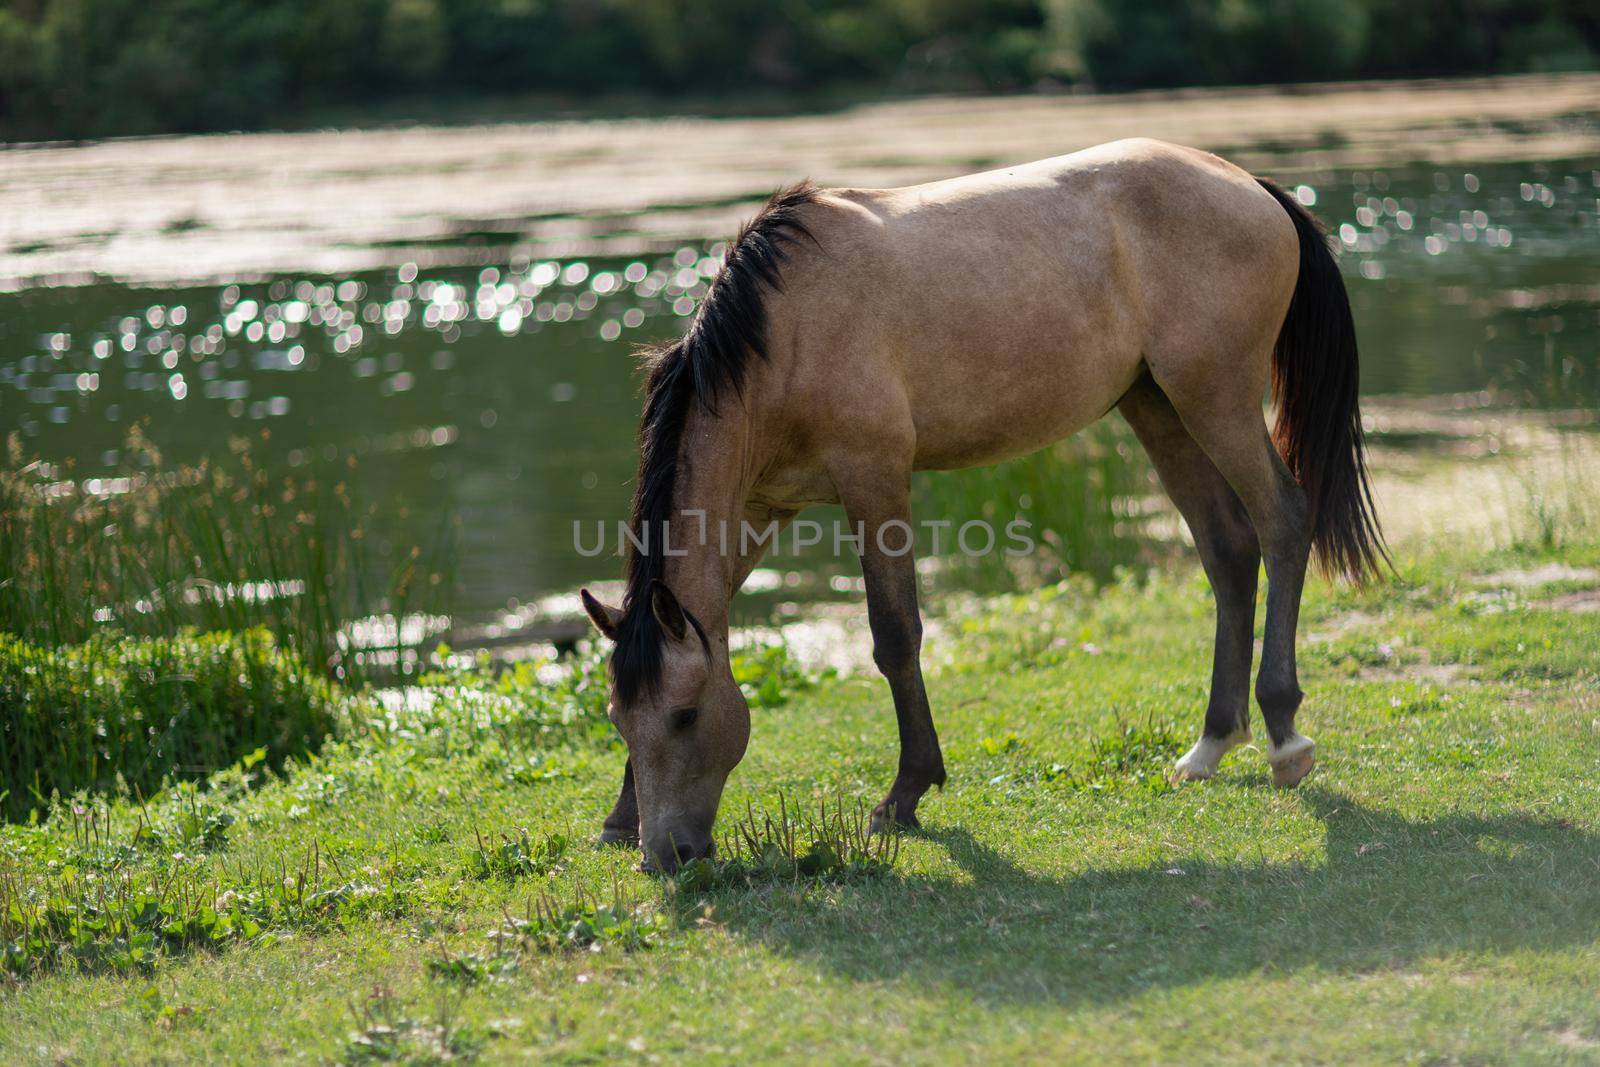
1325,160 -> 1597,402
1,158 -> 1595,624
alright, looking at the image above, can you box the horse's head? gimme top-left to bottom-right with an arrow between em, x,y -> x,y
581,581 -> 749,872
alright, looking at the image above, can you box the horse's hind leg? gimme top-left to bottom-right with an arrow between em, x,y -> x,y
1119,374 -> 1261,780
1161,368 -> 1316,788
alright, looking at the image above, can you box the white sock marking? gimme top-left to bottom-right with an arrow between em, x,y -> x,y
1173,727 -> 1249,779
1267,732 -> 1314,766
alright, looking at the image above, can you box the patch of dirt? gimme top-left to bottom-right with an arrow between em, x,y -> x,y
1307,610 -> 1472,684
1534,588 -> 1600,614
1306,609 -> 1384,645
1552,1025 -> 1600,1050
1473,562 -> 1600,613
1353,964 -> 1427,986
1357,662 -> 1469,685
1476,563 -> 1600,588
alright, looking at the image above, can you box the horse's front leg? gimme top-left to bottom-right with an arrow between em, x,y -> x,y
599,759 -> 639,846
837,476 -> 945,831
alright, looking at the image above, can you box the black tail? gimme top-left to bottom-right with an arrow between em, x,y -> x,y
1257,178 -> 1388,584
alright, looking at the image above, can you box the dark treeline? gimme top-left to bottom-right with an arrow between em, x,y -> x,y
2,0 -> 1597,140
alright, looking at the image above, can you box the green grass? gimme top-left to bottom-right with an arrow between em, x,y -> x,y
0,629 -> 341,822
3,536 -> 1600,1063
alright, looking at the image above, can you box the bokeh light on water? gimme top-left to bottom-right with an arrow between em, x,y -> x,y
1,158 -> 1595,623
1,244 -> 728,622
1304,160 -> 1597,402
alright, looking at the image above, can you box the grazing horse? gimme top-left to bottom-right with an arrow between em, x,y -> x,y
579,138 -> 1385,872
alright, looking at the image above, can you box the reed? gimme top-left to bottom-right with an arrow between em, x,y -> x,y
0,429 -> 453,685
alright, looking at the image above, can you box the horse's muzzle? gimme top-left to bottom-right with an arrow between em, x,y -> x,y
642,830 -> 715,874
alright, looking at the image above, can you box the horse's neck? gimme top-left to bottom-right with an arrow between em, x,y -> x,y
660,404 -> 754,639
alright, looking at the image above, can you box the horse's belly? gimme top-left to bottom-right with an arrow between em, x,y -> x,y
908,382 -> 1132,470
908,345 -> 1142,471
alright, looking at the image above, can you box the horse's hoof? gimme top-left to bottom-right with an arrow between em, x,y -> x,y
1268,734 -> 1316,789
1172,743 -> 1219,782
1171,730 -> 1249,782
869,803 -> 919,835
599,825 -> 640,848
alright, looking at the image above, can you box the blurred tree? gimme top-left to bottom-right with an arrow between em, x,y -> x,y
1356,0 -> 1597,77
0,12 -> 45,129
276,1 -> 387,107
1045,0 -> 1367,88
0,0 -> 1592,140
381,0 -> 449,83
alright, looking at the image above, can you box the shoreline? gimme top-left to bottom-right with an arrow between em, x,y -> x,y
2,72 -> 1596,290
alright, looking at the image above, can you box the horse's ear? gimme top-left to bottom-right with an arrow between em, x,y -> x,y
580,588 -> 621,641
649,580 -> 688,642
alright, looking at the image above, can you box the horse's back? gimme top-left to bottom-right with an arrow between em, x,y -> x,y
771,140 -> 1299,471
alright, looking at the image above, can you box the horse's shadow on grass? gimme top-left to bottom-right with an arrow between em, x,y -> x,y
709,788 -> 1600,1005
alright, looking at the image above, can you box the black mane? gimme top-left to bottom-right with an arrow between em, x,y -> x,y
612,181 -> 820,706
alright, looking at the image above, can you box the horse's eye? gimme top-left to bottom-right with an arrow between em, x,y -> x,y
672,707 -> 699,732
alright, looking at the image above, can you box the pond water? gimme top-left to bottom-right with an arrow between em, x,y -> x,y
2,157 -> 1595,628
